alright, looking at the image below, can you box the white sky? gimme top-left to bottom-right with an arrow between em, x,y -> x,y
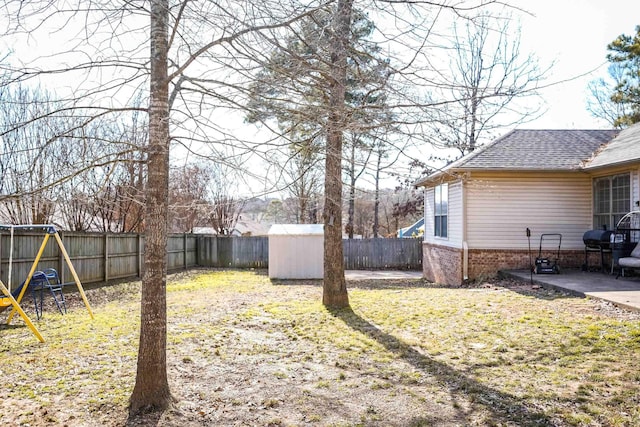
510,0 -> 640,129
2,1 -> 638,195
4,1 -> 636,132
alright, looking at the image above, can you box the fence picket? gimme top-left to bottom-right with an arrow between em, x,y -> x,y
0,232 -> 422,287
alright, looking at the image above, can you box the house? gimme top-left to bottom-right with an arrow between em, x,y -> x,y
191,217 -> 270,236
415,125 -> 640,286
397,218 -> 425,238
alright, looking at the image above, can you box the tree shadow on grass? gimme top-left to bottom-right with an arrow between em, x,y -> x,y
270,278 -> 435,291
329,306 -> 556,427
495,279 -> 580,302
270,278 -> 323,287
346,278 -> 437,290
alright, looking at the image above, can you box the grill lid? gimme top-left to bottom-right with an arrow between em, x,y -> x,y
583,229 -> 613,247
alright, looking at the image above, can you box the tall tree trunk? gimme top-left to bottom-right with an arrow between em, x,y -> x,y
129,0 -> 172,415
323,0 -> 353,308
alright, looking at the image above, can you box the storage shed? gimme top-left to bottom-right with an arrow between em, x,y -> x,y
268,224 -> 324,279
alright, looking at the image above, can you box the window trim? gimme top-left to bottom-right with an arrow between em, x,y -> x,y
434,183 -> 448,238
593,173 -> 631,230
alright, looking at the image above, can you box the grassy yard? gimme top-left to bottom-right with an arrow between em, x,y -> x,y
0,269 -> 639,426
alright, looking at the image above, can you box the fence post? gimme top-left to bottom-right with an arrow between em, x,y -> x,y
183,233 -> 188,270
137,233 -> 143,278
104,233 -> 110,282
195,235 -> 200,266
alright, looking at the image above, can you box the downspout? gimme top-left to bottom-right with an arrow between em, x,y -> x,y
461,175 -> 468,281
420,187 -> 425,238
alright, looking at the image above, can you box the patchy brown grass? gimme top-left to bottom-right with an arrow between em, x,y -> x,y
1,269 -> 639,426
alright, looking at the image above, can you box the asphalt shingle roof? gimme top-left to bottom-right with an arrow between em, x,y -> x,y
585,122 -> 640,169
414,128 -> 622,187
457,129 -> 619,170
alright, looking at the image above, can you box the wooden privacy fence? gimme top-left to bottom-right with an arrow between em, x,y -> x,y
0,232 -> 197,288
195,236 -> 421,270
196,236 -> 269,268
0,232 -> 421,287
343,238 -> 422,270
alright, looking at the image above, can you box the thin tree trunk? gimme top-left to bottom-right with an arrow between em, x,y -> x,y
373,149 -> 381,238
323,0 -> 353,308
299,185 -> 307,224
347,142 -> 355,239
469,87 -> 478,152
129,0 -> 172,415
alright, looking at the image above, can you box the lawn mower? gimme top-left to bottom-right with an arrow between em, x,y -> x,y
533,233 -> 562,274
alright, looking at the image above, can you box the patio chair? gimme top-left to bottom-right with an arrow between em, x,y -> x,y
617,241 -> 640,278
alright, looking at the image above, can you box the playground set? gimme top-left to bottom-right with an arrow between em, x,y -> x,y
0,224 -> 94,342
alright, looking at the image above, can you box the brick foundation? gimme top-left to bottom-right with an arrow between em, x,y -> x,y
422,244 -> 463,286
423,242 -> 601,285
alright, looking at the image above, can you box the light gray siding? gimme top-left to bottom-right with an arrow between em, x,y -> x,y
423,180 -> 463,249
424,187 -> 434,242
633,168 -> 640,212
448,181 -> 463,247
465,172 -> 592,250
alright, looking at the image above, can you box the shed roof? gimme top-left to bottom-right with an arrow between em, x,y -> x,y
415,129 -> 619,187
584,122 -> 640,169
268,224 -> 324,236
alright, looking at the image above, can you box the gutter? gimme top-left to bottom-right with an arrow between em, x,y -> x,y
415,167 -> 588,188
583,158 -> 640,171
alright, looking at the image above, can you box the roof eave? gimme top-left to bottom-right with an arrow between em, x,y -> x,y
414,168 -> 465,187
584,158 -> 640,171
414,166 -> 587,187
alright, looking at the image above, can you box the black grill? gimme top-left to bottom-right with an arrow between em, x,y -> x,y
583,229 -> 613,271
583,229 -> 613,249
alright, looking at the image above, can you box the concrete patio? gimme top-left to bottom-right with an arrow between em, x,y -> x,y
503,268 -> 640,312
343,269 -> 640,313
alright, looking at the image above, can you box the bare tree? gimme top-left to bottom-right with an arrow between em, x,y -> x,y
345,133 -> 373,238
169,163 -> 212,232
0,86 -> 64,224
370,138 -> 392,238
425,11 -> 546,156
209,195 -> 245,235
56,185 -> 96,231
282,142 -> 323,224
127,0 -> 173,413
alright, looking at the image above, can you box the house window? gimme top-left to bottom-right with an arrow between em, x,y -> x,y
593,174 -> 630,229
434,183 -> 448,238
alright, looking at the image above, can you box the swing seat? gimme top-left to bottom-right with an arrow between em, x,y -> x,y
0,279 -> 44,342
0,280 -> 30,310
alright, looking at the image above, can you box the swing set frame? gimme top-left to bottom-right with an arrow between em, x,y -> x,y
0,224 -> 94,342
